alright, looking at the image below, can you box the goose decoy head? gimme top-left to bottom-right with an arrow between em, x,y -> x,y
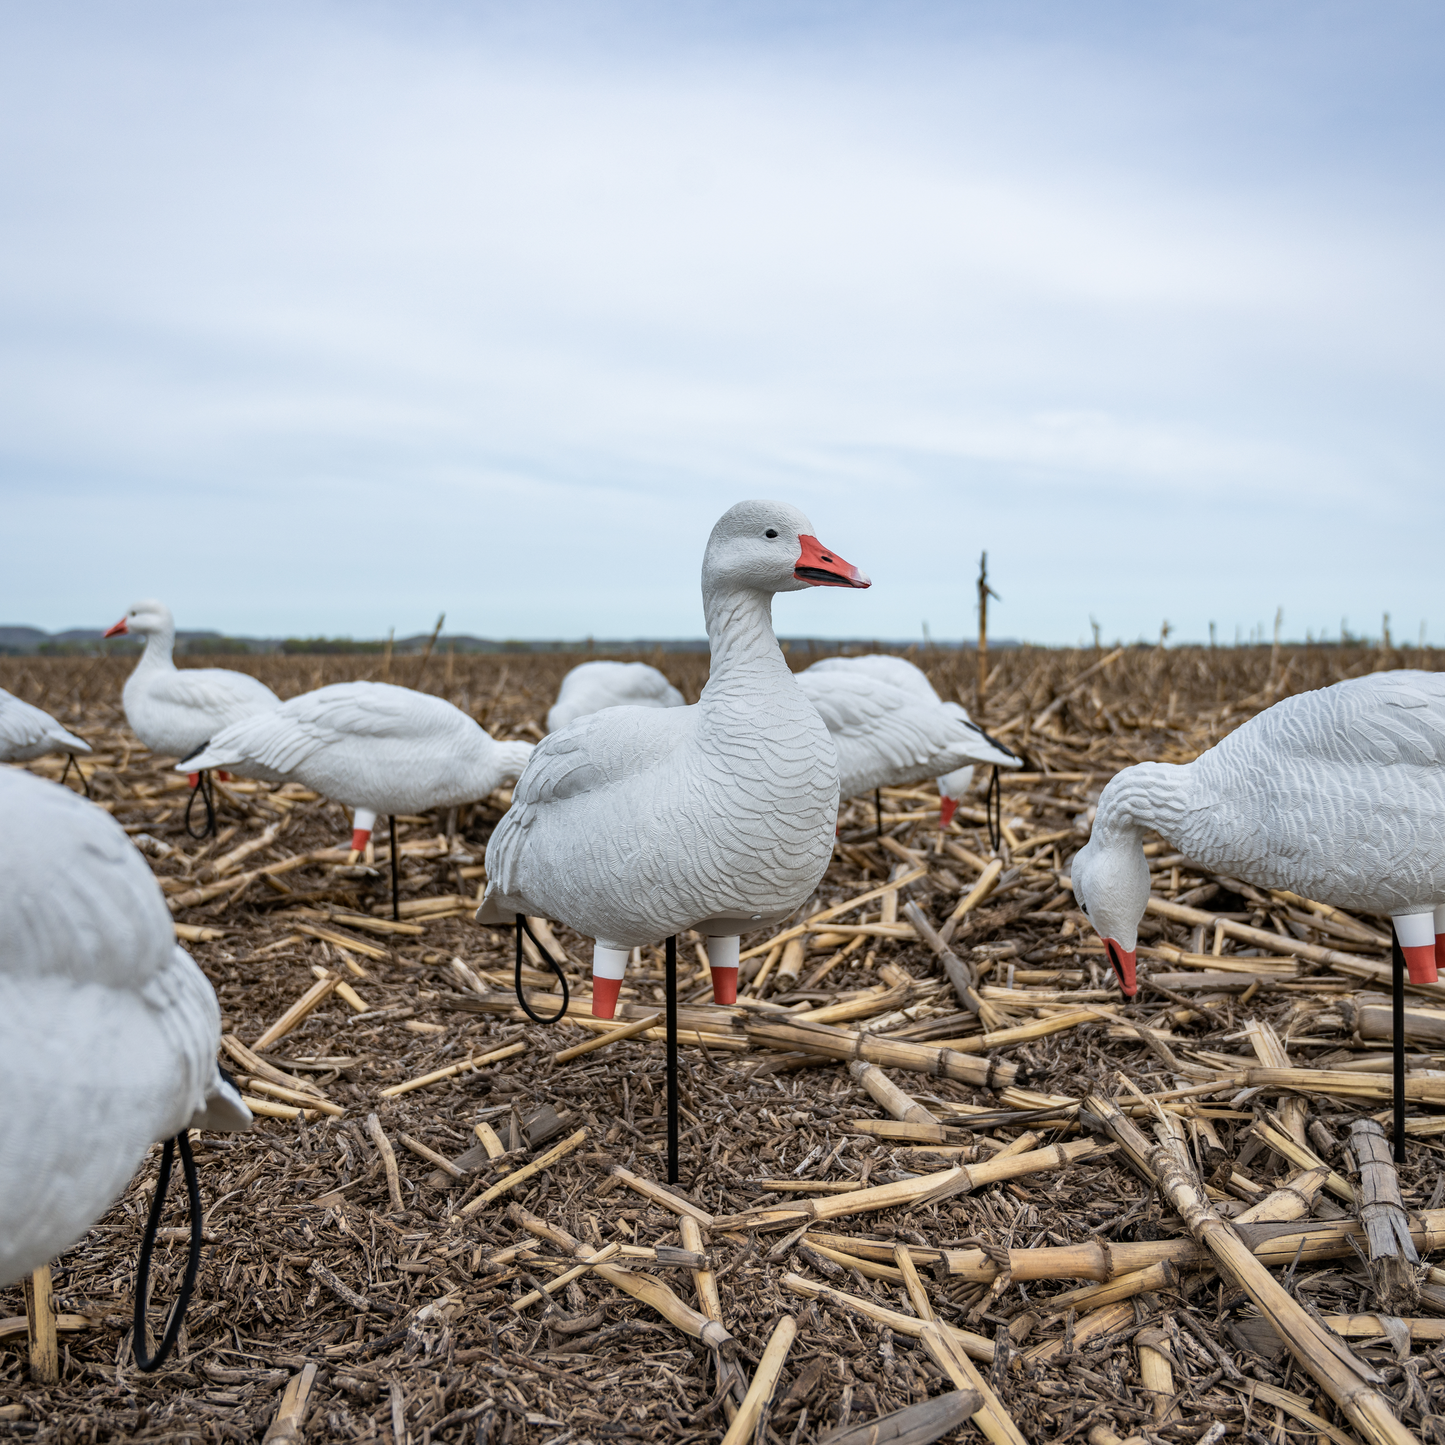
705,500 -> 870,595
104,599 -> 173,639
1069,833 -> 1150,997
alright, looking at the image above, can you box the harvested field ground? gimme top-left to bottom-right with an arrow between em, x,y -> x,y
3,644 -> 1444,1445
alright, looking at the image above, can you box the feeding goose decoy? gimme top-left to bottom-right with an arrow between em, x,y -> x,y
796,653 -> 1020,833
478,500 -> 870,1181
182,680 -> 534,918
0,767 -> 251,1367
104,600 -> 281,836
1069,668 -> 1445,1159
547,659 -> 686,733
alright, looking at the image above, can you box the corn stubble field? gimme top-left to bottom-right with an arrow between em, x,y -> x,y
3,644 -> 1445,1445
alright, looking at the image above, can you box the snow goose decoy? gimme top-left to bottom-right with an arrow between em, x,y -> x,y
1069,669 -> 1445,1158
183,681 -> 534,917
797,653 -> 1020,834
0,767 -> 250,1366
478,500 -> 869,1177
0,686 -> 93,793
105,600 -> 280,836
547,660 -> 686,733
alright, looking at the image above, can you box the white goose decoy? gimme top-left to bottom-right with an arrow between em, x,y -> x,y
104,600 -> 280,767
797,653 -> 1020,822
478,500 -> 870,1018
1069,670 -> 1445,998
182,679 -> 534,874
0,686 -> 92,764
547,660 -> 686,733
0,766 -> 250,1290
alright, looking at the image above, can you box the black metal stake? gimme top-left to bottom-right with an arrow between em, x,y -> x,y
1392,923 -> 1407,1163
874,789 -> 883,839
388,814 -> 400,921
58,752 -> 92,798
666,934 -> 679,1185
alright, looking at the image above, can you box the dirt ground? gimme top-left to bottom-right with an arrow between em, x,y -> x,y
2,644 -> 1443,1445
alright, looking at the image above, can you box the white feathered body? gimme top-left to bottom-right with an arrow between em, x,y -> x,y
1094,670 -> 1445,915
184,681 -> 533,814
0,687 -> 91,762
547,661 -> 686,733
0,770 -> 247,1286
122,633 -> 279,759
488,660 -> 838,948
797,654 -> 1017,801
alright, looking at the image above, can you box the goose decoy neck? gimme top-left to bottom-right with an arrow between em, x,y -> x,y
701,585 -> 791,686
1092,762 -> 1191,844
138,624 -> 178,672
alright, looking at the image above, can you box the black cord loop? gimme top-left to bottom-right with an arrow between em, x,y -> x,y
132,1133 -> 202,1373
514,916 -> 570,1024
184,772 -> 215,840
984,765 -> 1002,854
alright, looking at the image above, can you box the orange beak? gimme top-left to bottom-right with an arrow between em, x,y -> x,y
1102,938 -> 1137,996
795,535 -> 869,589
103,618 -> 129,638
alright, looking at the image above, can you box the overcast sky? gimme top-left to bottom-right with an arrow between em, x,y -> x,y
2,2 -> 1441,645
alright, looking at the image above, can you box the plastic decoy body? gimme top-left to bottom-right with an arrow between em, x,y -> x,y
547,661 -> 686,733
181,681 -> 534,856
478,500 -> 870,1017
797,653 -> 1019,822
0,768 -> 250,1287
1069,670 -> 1445,996
0,687 -> 91,764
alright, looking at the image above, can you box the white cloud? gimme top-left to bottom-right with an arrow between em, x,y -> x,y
0,3 -> 1442,645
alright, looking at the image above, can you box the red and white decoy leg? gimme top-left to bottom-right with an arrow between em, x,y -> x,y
939,797 -> 958,828
1392,909 -> 1438,984
1435,904 -> 1445,978
348,807 -> 377,864
706,935 -> 740,1005
591,944 -> 629,1020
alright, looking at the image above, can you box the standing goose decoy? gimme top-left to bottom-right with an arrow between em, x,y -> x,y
105,600 -> 281,835
1069,670 -> 1445,1159
796,653 -> 1019,831
478,501 -> 868,1183
479,500 -> 869,1014
0,767 -> 250,1365
0,686 -> 93,793
547,660 -> 686,733
182,681 -> 534,917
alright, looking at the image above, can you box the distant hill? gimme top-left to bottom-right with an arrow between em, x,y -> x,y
0,625 -> 1014,657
